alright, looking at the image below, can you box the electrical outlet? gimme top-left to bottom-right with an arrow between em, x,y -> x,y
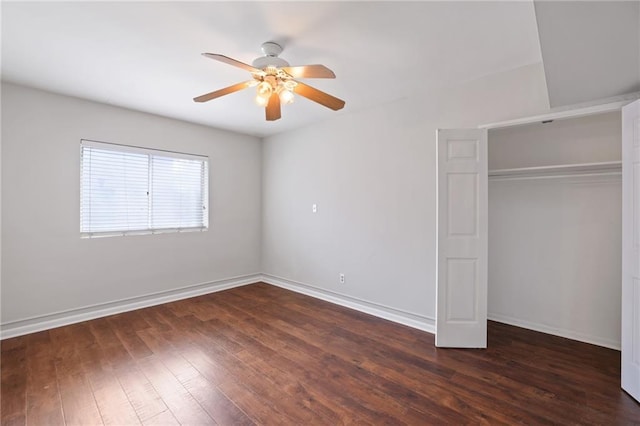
312,204 -> 317,213
339,273 -> 345,284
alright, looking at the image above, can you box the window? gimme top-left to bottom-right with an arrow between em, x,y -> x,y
80,140 -> 208,237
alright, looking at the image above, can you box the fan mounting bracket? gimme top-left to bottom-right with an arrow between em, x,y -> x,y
261,42 -> 283,57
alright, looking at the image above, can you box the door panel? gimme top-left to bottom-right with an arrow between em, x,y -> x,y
436,129 -> 488,348
622,100 -> 640,402
446,258 -> 477,321
448,173 -> 478,236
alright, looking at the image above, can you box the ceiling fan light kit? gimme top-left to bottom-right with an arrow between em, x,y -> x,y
194,42 -> 345,121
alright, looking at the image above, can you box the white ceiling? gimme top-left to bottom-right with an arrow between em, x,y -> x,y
2,1 -> 545,137
535,1 -> 640,107
3,2 -> 638,138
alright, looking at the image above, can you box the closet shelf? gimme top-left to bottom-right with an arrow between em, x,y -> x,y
489,161 -> 622,179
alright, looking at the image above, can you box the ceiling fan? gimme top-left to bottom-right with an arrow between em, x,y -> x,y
193,42 -> 345,121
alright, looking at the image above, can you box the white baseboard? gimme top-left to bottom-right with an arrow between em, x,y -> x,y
0,274 -> 261,340
488,313 -> 620,350
4,274 -> 617,351
261,274 -> 435,334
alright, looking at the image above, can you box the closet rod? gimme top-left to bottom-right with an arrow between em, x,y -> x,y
489,161 -> 621,180
489,171 -> 621,182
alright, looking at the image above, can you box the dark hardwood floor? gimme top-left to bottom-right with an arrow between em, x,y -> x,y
1,282 -> 639,425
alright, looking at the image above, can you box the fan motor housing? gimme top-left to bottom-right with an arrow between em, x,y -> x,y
252,42 -> 290,69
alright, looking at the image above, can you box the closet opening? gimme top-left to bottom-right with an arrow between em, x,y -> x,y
486,111 -> 622,350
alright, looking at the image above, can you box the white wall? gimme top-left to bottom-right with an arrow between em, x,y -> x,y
261,63 -> 550,329
489,112 -> 621,169
2,64 -> 622,349
488,113 -> 622,349
1,83 -> 262,330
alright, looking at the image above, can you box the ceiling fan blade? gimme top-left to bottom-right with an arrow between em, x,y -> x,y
293,81 -> 345,111
281,65 -> 336,79
266,92 -> 281,121
193,81 -> 255,103
202,53 -> 261,73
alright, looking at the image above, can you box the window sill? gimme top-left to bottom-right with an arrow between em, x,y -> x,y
81,227 -> 208,239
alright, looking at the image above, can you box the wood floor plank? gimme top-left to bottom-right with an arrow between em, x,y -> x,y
24,331 -> 64,426
233,349 -> 347,424
178,369 -> 254,426
136,355 -> 215,425
106,314 -> 153,361
49,325 -> 104,426
140,408 -> 180,426
262,300 -> 592,421
53,364 -> 102,424
115,366 -> 170,423
144,335 -> 254,426
88,318 -> 135,368
63,321 -> 141,426
185,329 -> 326,425
1,339 -> 27,426
182,346 -> 297,425
218,306 -> 442,420
203,303 -> 464,423
89,374 -> 141,425
2,282 -> 638,425
313,326 -> 562,423
190,319 -> 387,423
1,336 -> 28,353
187,311 -> 387,423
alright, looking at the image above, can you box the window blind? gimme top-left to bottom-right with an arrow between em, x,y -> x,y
80,140 -> 208,237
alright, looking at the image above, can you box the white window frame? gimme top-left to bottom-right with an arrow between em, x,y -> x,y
80,139 -> 209,238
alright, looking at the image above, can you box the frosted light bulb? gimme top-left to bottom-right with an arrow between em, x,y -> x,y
255,94 -> 269,106
283,80 -> 297,91
279,89 -> 294,105
256,81 -> 272,97
255,81 -> 273,106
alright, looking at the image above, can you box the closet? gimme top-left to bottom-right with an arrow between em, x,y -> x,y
487,111 -> 622,350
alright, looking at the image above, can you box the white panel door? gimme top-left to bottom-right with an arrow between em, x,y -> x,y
436,129 -> 488,348
622,100 -> 640,403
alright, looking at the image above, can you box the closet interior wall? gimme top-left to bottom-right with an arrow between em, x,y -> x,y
487,111 -> 623,349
